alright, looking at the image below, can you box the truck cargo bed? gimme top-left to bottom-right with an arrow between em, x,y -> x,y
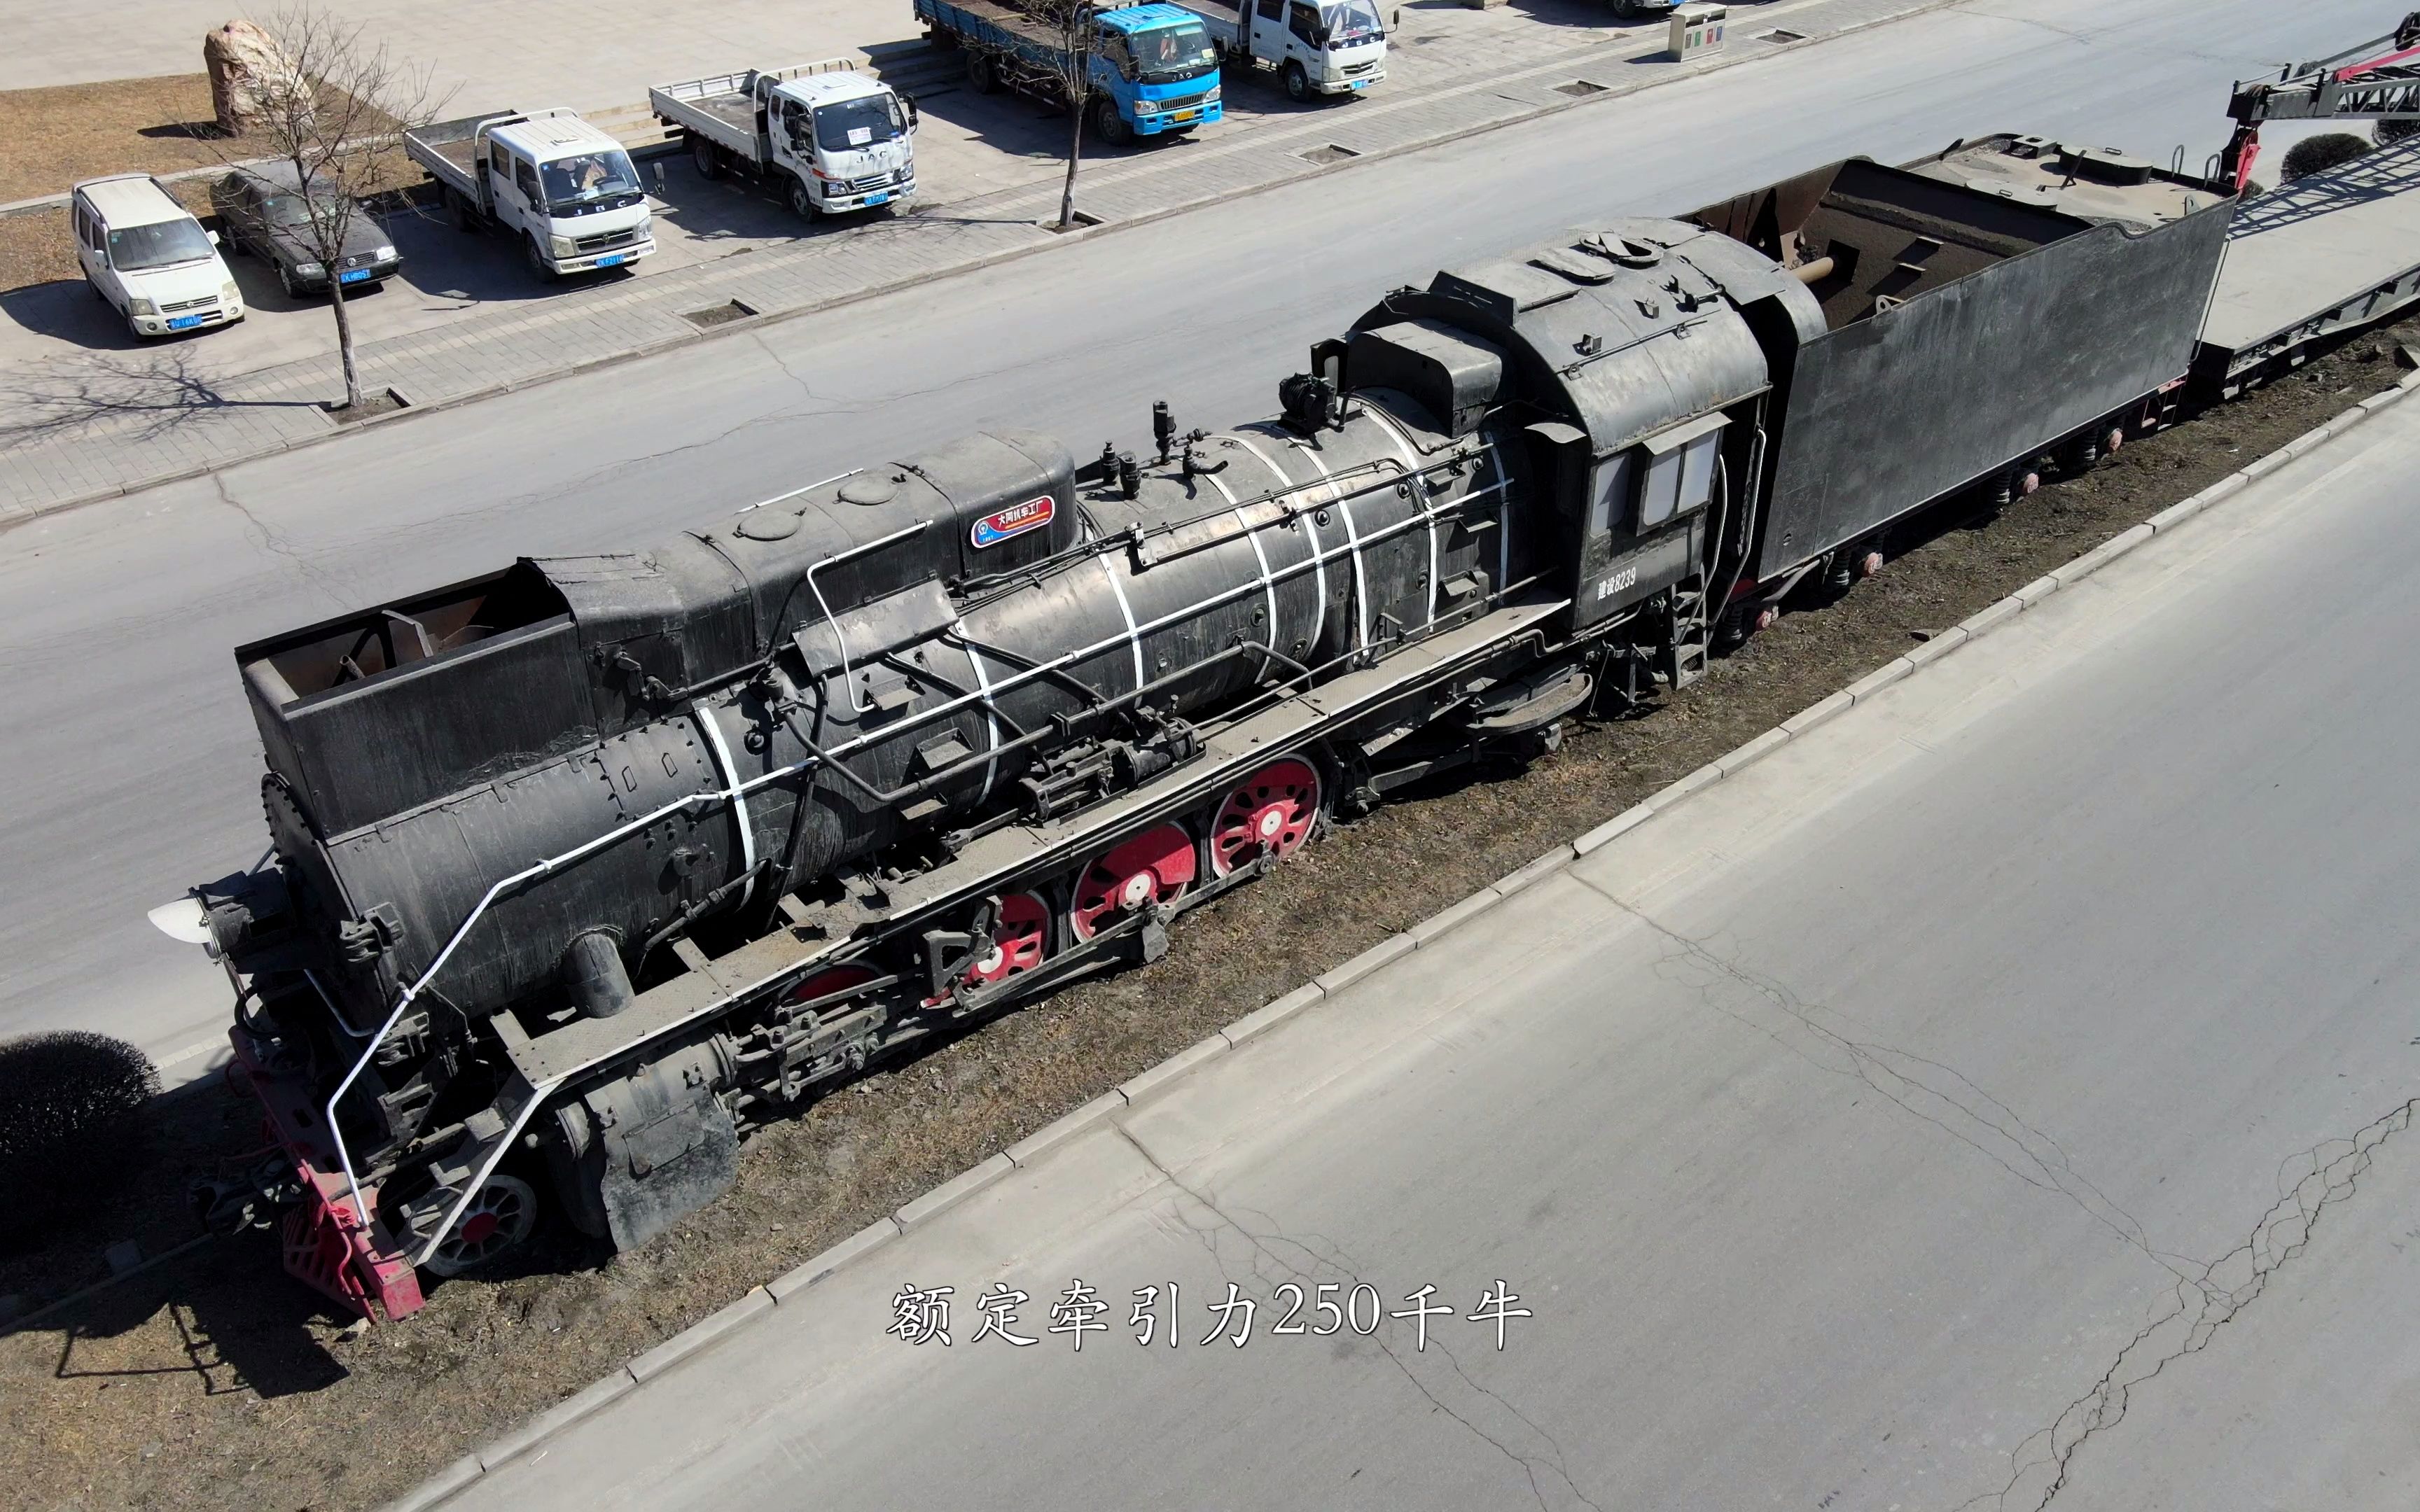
917,0 -> 1063,61
648,74 -> 766,158
2196,138 -> 2420,391
402,113 -> 494,195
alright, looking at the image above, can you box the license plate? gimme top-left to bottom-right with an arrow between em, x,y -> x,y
1172,110 -> 1199,122
594,253 -> 625,267
1351,79 -> 1368,89
340,268 -> 373,284
865,192 -> 890,206
167,314 -> 203,330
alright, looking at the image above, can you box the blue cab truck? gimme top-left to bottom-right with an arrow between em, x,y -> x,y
917,0 -> 1225,146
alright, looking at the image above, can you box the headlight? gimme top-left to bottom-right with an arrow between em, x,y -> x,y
222,281 -> 241,304
550,234 -> 576,258
295,261 -> 323,276
632,214 -> 651,239
128,297 -> 158,316
374,244 -> 397,261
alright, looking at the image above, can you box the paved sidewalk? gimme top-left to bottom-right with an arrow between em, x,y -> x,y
0,0 -> 1954,520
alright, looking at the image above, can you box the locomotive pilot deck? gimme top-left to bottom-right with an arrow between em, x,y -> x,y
2197,136 -> 2420,392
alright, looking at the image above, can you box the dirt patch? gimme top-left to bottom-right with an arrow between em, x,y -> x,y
327,388 -> 409,424
0,75 -> 411,295
0,330 -> 2407,1510
0,77 -> 233,206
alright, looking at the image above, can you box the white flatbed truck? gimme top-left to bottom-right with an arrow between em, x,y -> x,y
403,108 -> 655,281
651,62 -> 919,219
1174,0 -> 1386,102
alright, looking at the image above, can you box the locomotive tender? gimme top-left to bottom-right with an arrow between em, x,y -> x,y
174,136 -> 2235,1318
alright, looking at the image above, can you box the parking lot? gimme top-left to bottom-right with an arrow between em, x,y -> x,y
0,0 -> 1723,393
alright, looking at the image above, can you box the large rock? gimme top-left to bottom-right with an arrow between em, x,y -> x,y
204,19 -> 305,135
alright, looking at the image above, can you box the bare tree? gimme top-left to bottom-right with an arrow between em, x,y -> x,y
1031,0 -> 1098,232
217,6 -> 440,412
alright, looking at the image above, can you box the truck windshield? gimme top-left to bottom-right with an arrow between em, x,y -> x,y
1325,0 -> 1384,45
1131,22 -> 1220,83
106,218 -> 215,272
540,149 -> 642,211
812,93 -> 905,148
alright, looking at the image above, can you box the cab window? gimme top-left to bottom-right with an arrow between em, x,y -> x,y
514,158 -> 541,202
1634,415 -> 1726,530
489,143 -> 510,178
1257,0 -> 1281,17
1288,1 -> 1323,44
1099,31 -> 1135,79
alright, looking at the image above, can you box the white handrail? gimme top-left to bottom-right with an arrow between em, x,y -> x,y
338,450 -> 1510,1240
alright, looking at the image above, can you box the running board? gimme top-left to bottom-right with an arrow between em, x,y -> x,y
421,600 -> 1570,1268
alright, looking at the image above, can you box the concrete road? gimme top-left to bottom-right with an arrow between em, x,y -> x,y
0,0 -> 1777,394
8,0 -> 943,108
443,355 -> 2420,1512
0,0 -> 2388,1079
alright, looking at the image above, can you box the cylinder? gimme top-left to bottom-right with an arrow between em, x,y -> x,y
562,930 -> 634,1019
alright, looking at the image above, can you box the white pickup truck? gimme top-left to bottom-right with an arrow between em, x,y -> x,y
1174,0 -> 1386,101
651,62 -> 918,220
403,108 -> 655,281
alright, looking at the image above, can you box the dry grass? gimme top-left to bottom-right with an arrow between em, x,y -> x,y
0,330 -> 2406,1511
0,76 -> 236,206
0,75 -> 417,295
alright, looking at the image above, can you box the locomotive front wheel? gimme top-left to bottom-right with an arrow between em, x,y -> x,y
1206,759 -> 1322,878
964,892 -> 1052,986
1069,823 -> 1197,940
424,1172 -> 537,1277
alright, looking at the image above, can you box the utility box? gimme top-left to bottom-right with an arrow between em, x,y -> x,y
1669,4 -> 1726,59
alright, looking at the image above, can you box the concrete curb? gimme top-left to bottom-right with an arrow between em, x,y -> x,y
20,0 -> 1963,533
379,202 -> 2416,1512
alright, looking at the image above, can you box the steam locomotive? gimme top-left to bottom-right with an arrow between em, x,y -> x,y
169,135 -> 2241,1317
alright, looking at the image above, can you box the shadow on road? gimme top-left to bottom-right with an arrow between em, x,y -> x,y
0,340 -> 326,449
0,280 -> 162,353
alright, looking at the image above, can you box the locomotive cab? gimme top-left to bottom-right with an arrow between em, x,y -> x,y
1348,218 -> 1819,665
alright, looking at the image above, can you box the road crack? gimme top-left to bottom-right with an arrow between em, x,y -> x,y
1573,874 -> 2192,1285
1564,879 -> 2414,1512
211,473 -> 352,608
1966,1098 -> 2417,1510
1113,1123 -> 1605,1512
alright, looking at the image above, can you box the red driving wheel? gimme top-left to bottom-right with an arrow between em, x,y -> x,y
1069,823 -> 1197,941
1206,758 -> 1322,878
782,963 -> 879,1009
964,892 -> 1051,986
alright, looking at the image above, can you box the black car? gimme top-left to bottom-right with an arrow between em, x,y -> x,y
209,166 -> 403,298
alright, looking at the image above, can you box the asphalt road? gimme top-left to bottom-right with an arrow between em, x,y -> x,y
0,0 -> 2388,1077
444,365 -> 2420,1512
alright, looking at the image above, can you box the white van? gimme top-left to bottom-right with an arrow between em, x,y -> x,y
71,174 -> 246,338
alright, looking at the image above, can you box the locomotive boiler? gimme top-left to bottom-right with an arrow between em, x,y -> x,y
169,135 -> 2237,1317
